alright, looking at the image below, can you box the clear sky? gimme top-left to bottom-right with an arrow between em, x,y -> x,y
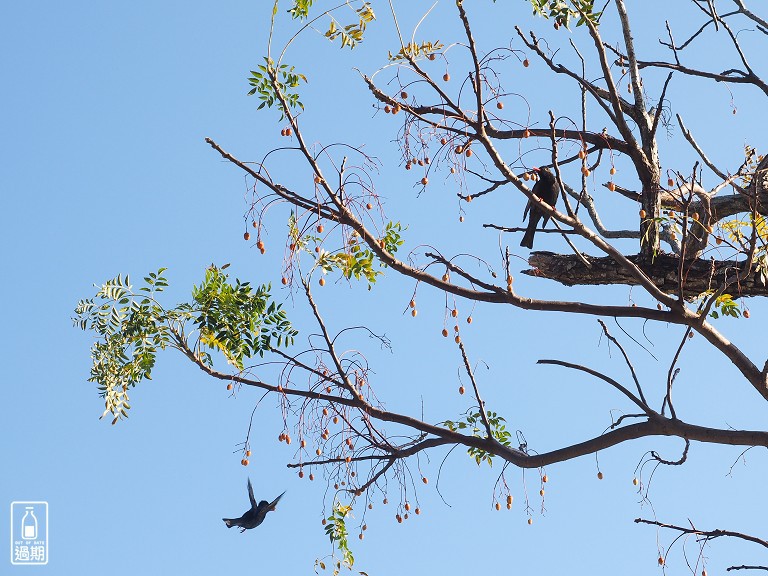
2,1 -> 766,574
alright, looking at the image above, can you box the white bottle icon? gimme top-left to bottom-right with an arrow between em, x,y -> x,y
21,507 -> 37,540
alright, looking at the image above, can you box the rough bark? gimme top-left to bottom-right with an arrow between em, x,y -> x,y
523,251 -> 767,299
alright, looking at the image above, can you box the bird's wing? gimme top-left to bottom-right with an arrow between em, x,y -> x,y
247,478 -> 257,508
523,199 -> 531,221
541,171 -> 559,205
530,178 -> 543,200
268,491 -> 286,511
524,178 -> 544,220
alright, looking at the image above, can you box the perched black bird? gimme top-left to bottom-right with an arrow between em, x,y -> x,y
223,479 -> 285,532
520,167 -> 559,249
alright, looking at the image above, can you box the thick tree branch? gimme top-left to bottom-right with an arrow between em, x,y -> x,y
523,251 -> 768,298
174,324 -> 768,468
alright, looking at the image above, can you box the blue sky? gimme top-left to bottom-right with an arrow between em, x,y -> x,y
2,1 -> 767,574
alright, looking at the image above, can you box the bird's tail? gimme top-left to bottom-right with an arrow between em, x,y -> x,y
223,518 -> 234,528
520,227 -> 535,249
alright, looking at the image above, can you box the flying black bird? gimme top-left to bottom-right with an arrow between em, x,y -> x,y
520,167 -> 559,249
223,479 -> 285,532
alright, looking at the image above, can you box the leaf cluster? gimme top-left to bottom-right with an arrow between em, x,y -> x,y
325,3 -> 375,50
288,0 -> 314,20
323,502 -> 355,571
73,271 -> 171,424
388,40 -> 444,62
720,215 -> 768,287
248,58 -> 307,117
710,293 -> 742,319
74,267 -> 297,423
315,221 -> 405,288
192,266 -> 297,368
380,221 -> 405,257
441,410 -> 512,466
525,0 -> 601,28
